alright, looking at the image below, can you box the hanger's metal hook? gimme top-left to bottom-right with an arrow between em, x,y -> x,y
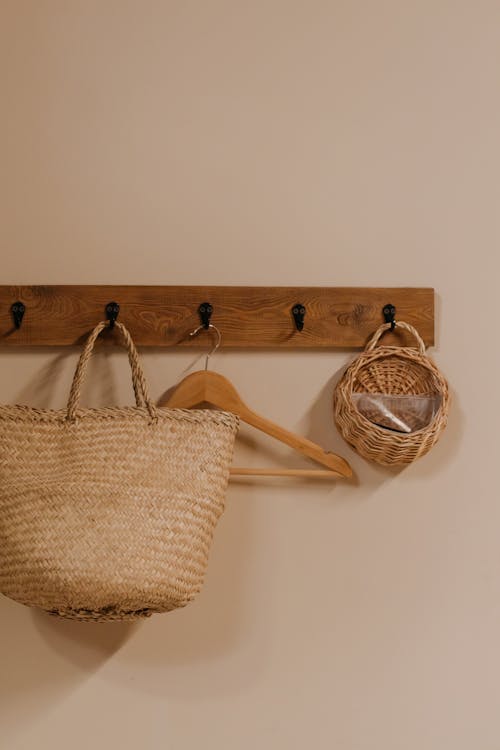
189,323 -> 222,370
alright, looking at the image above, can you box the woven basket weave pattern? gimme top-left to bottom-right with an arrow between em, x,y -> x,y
334,321 -> 450,466
0,322 -> 238,622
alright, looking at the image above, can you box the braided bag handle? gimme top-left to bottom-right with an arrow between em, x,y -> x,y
365,321 -> 427,354
66,321 -> 158,422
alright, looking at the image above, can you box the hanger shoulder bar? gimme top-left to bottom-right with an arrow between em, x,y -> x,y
238,404 -> 352,477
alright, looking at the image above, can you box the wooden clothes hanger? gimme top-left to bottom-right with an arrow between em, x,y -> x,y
159,325 -> 352,480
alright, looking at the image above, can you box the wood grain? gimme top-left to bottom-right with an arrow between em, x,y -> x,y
0,286 -> 434,348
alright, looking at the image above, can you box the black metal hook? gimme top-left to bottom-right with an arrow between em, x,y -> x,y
292,304 -> 306,332
11,301 -> 26,329
198,302 -> 213,330
105,301 -> 120,329
383,304 -> 396,331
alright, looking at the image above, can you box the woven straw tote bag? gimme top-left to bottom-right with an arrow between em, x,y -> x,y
0,321 -> 238,622
334,321 -> 450,466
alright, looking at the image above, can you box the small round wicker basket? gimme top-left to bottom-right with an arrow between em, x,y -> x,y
333,321 -> 450,466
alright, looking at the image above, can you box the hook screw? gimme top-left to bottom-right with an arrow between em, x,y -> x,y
105,301 -> 120,329
383,304 -> 396,331
11,301 -> 25,329
198,302 -> 213,329
292,304 -> 306,331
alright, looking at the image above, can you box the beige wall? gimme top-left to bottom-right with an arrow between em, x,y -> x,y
1,2 -> 499,748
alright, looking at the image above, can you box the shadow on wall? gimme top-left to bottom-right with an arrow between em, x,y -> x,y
0,595 -> 133,741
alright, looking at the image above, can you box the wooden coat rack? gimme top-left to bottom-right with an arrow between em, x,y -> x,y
0,286 -> 434,348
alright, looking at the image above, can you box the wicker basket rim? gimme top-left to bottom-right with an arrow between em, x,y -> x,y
0,403 -> 239,427
352,344 -> 437,366
346,347 -> 446,390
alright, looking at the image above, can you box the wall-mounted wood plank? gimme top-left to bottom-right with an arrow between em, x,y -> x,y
0,286 -> 434,348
